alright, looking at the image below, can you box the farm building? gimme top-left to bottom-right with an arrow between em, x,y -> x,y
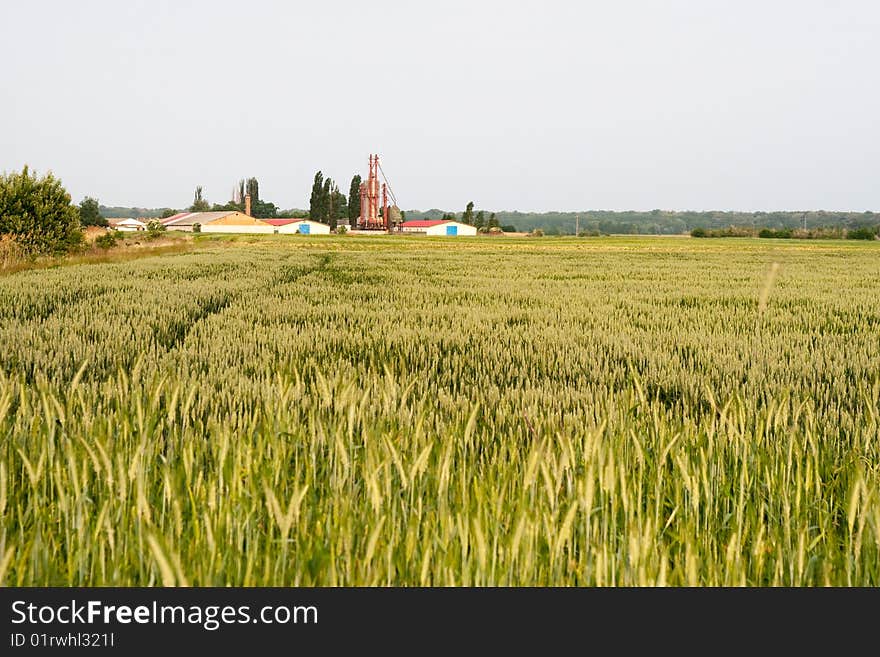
201,212 -> 275,234
399,220 -> 478,236
108,218 -> 147,232
162,211 -> 274,234
265,219 -> 332,235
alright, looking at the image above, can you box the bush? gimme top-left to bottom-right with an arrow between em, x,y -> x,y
94,230 -> 121,250
0,236 -> 23,268
146,219 -> 167,239
0,166 -> 84,256
336,225 -> 348,235
192,223 -> 201,234
692,226 -> 756,238
847,227 -> 878,240
758,228 -> 793,239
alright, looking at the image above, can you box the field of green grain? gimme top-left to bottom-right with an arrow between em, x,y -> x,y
1,235 -> 878,585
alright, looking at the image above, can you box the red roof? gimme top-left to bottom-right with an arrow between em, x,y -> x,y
401,220 -> 447,228
264,218 -> 301,226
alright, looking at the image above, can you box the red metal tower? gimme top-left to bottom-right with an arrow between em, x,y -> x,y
358,154 -> 389,231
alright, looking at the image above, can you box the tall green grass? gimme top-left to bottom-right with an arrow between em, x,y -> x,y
1,236 -> 878,585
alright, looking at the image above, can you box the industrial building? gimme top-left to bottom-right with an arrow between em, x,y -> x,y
399,220 -> 477,236
264,219 -> 332,235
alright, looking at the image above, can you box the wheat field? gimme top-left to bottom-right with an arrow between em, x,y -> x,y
1,235 -> 878,585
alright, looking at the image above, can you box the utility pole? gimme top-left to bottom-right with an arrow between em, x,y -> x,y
575,213 -> 579,237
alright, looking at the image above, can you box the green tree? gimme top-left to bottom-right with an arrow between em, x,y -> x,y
309,172 -> 325,222
190,186 -> 210,212
475,210 -> 485,230
462,201 -> 475,225
79,196 -> 107,227
0,166 -> 83,256
488,212 -> 499,229
332,187 -> 347,228
246,178 -> 259,204
847,226 -> 878,240
323,178 -> 335,229
160,208 -> 177,219
251,200 -> 277,219
348,175 -> 362,224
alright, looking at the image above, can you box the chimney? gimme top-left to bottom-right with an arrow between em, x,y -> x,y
244,193 -> 252,216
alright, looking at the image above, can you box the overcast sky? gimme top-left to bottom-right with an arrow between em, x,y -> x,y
1,1 -> 878,212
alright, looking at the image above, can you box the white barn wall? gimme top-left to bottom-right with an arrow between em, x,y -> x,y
201,224 -> 275,235
425,222 -> 477,236
277,221 -> 331,235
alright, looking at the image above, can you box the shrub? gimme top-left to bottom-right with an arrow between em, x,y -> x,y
758,228 -> 793,239
847,226 -> 878,240
94,230 -> 121,250
0,235 -> 23,268
146,219 -> 167,239
0,166 -> 83,256
692,226 -> 756,238
336,225 -> 348,235
192,223 -> 201,234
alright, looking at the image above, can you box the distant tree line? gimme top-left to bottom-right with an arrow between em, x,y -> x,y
402,209 -> 880,235
95,195 -> 880,237
691,225 -> 877,240
180,179 -> 308,219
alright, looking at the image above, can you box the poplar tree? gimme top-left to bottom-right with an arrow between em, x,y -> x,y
462,201 -> 475,225
246,177 -> 259,203
348,175 -> 362,224
190,186 -> 210,212
309,171 -> 325,221
323,179 -> 334,227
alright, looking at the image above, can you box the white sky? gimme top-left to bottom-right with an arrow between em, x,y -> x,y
1,0 -> 878,212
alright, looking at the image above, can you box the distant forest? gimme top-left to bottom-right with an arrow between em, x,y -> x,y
99,206 -> 171,219
403,209 -> 880,235
100,205 -> 879,235
99,204 -> 309,220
